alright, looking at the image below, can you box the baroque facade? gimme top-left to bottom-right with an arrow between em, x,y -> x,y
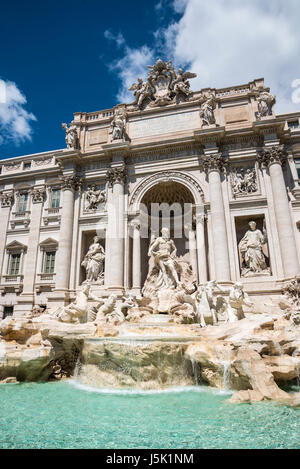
1,61 -> 300,318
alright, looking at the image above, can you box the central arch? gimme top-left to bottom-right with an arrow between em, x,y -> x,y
137,180 -> 197,286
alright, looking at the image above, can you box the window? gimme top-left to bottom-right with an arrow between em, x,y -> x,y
18,193 -> 28,212
50,189 -> 61,209
295,159 -> 300,179
44,251 -> 56,274
288,121 -> 299,130
9,253 -> 21,275
3,306 -> 13,319
24,162 -> 31,170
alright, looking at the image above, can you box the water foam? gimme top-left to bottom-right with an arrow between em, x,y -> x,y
68,379 -> 233,396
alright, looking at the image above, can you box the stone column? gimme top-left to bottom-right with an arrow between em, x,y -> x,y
17,187 -> 46,312
0,192 -> 14,277
203,153 -> 231,282
105,166 -> 126,290
195,211 -> 208,284
131,220 -> 141,290
258,146 -> 300,278
185,223 -> 198,280
55,175 -> 80,292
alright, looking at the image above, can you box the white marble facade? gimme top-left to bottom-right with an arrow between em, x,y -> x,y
1,72 -> 300,317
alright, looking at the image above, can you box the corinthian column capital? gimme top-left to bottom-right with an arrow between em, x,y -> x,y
59,175 -> 81,191
31,187 -> 46,204
202,153 -> 227,173
257,145 -> 286,168
0,191 -> 14,208
106,166 -> 127,187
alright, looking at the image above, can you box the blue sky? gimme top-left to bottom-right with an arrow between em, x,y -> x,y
1,0 -> 300,159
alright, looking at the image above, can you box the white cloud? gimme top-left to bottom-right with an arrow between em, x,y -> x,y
0,78 -> 36,145
107,0 -> 300,114
108,45 -> 155,104
104,30 -> 125,48
161,0 -> 300,113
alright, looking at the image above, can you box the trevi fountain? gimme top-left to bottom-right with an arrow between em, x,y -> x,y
0,60 -> 300,449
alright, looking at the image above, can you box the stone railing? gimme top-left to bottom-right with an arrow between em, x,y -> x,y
86,109 -> 114,122
3,274 -> 24,283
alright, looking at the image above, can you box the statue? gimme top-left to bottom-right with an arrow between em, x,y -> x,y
128,78 -> 153,109
62,123 -> 79,149
109,107 -> 127,141
238,221 -> 270,277
81,236 -> 105,284
147,227 -> 180,289
199,91 -> 216,126
86,185 -> 106,210
223,282 -> 253,323
195,281 -> 226,327
253,87 -> 276,119
129,59 -> 196,108
95,295 -> 131,326
56,284 -> 104,323
172,68 -> 197,101
281,277 -> 300,326
231,167 -> 257,197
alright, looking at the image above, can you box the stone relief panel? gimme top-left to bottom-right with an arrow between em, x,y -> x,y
230,166 -> 258,198
84,184 -> 106,212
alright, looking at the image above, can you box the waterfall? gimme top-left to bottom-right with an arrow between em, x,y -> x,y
190,357 -> 201,386
73,357 -> 82,381
220,350 -> 232,391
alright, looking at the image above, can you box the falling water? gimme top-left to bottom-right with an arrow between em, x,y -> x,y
190,357 -> 201,386
219,350 -> 232,391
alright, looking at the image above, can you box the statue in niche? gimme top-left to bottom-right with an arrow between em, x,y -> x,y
109,107 -> 127,141
199,91 -> 217,126
81,236 -> 105,284
147,227 -> 181,290
238,221 -> 270,277
86,185 -> 106,210
231,167 -> 257,197
142,228 -> 196,314
128,78 -> 153,109
62,123 -> 79,149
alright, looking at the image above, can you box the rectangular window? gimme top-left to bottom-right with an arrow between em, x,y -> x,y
295,159 -> 300,179
18,193 -> 28,212
24,162 -> 31,170
288,120 -> 299,130
3,306 -> 13,319
44,251 -> 56,274
9,253 -> 21,275
51,189 -> 60,209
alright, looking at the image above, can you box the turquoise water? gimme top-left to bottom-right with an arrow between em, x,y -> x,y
0,381 -> 299,449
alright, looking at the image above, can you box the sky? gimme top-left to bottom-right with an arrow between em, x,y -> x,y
1,0 -> 300,159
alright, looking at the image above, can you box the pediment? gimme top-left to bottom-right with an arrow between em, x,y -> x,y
6,240 -> 27,251
39,237 -> 58,248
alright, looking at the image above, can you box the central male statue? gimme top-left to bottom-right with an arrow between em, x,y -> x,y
148,227 -> 180,289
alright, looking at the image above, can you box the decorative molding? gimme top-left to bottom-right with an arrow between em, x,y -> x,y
130,170 -> 204,207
